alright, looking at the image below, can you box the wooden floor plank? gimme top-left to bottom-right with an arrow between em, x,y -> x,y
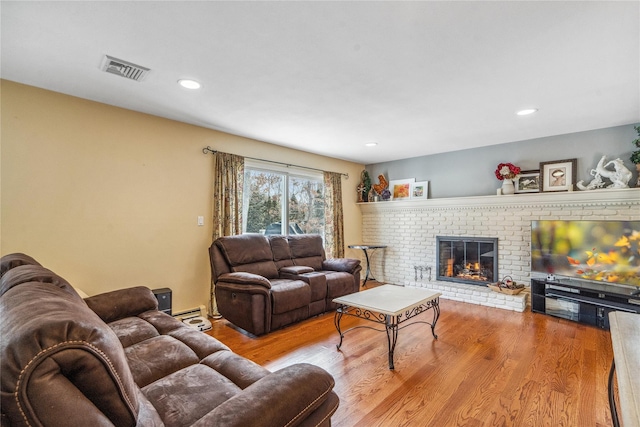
206,298 -> 614,427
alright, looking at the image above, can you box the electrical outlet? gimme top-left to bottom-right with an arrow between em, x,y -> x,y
197,216 -> 204,226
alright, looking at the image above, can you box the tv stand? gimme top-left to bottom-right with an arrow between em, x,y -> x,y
531,278 -> 640,329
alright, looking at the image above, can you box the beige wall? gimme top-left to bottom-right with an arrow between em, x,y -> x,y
1,80 -> 364,313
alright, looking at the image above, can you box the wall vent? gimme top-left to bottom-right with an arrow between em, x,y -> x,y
101,55 -> 150,81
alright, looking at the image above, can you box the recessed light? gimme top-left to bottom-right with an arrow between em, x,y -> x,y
365,142 -> 378,147
178,79 -> 201,89
516,108 -> 538,116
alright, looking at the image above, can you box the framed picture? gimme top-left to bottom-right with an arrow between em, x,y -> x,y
514,170 -> 540,193
540,159 -> 577,192
389,178 -> 414,200
410,181 -> 429,199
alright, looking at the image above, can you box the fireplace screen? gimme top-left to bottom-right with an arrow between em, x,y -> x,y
436,236 -> 498,285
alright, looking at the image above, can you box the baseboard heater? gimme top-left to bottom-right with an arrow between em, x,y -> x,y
172,305 -> 212,331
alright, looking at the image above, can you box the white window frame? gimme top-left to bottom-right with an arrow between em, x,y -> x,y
242,159 -> 324,235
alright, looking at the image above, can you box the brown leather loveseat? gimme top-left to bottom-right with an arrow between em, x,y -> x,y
0,253 -> 339,426
209,234 -> 361,336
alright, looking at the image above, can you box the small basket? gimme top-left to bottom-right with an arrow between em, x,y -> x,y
488,275 -> 525,295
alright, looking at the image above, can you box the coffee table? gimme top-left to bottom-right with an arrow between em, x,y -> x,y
333,284 -> 441,369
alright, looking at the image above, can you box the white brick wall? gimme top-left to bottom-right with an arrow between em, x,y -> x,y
357,188 -> 640,312
408,280 -> 528,312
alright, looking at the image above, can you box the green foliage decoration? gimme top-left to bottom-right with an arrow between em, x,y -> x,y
360,170 -> 372,202
631,125 -> 640,164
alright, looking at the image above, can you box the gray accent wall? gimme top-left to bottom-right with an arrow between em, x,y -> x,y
366,124 -> 639,199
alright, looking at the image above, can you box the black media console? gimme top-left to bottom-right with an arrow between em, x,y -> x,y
531,278 -> 640,329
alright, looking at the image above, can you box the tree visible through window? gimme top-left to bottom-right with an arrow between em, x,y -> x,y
243,165 -> 324,236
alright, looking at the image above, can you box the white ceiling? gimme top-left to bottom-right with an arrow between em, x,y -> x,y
2,1 -> 639,164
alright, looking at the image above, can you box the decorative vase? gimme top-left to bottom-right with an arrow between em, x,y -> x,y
501,178 -> 515,195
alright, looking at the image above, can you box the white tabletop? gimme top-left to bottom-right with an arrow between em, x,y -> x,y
609,311 -> 640,427
348,245 -> 387,249
333,284 -> 441,316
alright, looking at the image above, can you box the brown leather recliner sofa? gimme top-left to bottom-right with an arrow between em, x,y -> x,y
0,253 -> 339,427
209,234 -> 362,336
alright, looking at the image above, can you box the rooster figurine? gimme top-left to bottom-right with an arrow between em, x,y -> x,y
373,174 -> 388,195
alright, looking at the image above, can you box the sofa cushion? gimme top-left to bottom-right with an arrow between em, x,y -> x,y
287,235 -> 325,270
323,271 -> 358,298
216,234 -> 279,279
190,364 -> 338,427
109,316 -> 160,348
287,234 -> 326,259
124,335 -> 200,388
166,326 -> 232,361
293,256 -> 324,271
231,261 -> 280,279
270,279 -> 311,314
200,350 -> 269,389
0,264 -> 83,301
138,310 -> 188,335
143,364 -> 241,427
0,252 -> 41,278
136,389 -> 165,425
268,235 -> 293,264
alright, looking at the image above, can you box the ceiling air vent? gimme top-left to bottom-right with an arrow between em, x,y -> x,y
101,55 -> 150,81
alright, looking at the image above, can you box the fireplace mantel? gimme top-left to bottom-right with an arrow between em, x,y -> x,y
358,187 -> 640,212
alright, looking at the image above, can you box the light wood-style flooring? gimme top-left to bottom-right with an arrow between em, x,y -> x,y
206,288 -> 615,427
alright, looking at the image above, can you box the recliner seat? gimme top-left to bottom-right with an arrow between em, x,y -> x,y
209,234 -> 361,336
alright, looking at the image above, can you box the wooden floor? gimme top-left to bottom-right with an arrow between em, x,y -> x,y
206,292 -> 615,427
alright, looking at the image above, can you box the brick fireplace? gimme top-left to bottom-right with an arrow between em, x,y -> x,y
356,188 -> 640,312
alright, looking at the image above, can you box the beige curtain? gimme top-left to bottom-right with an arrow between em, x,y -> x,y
211,152 -> 244,316
323,171 -> 344,258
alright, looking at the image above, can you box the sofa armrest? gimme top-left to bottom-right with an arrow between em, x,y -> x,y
322,258 -> 361,274
85,286 -> 158,323
1,282 -> 142,426
217,272 -> 271,289
191,363 -> 337,427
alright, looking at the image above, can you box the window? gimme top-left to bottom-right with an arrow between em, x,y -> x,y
242,161 -> 325,236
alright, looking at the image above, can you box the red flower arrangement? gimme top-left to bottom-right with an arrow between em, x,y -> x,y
495,163 -> 521,180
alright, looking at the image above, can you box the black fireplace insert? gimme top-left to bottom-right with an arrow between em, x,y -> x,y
436,236 -> 498,285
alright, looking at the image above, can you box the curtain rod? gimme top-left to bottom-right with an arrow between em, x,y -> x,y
202,146 -> 349,179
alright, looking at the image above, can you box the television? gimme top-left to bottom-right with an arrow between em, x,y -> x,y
531,220 -> 640,288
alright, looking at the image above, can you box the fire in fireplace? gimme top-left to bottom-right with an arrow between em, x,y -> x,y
436,236 -> 498,285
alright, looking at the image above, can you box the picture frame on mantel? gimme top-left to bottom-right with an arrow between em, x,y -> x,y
411,181 -> 429,199
514,170 -> 540,193
540,159 -> 577,192
389,178 -> 414,200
